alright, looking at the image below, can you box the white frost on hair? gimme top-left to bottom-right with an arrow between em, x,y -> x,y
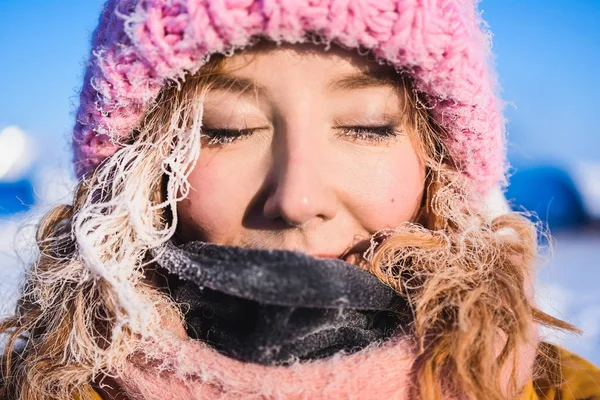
72,96 -> 205,338
483,185 -> 511,221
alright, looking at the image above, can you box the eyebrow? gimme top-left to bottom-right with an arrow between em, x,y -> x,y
205,68 -> 399,98
206,74 -> 270,98
327,70 -> 399,91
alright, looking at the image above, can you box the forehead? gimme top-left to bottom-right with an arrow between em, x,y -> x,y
219,42 -> 400,81
204,42 -> 404,101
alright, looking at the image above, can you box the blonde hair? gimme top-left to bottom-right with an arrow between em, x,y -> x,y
1,50 -> 576,400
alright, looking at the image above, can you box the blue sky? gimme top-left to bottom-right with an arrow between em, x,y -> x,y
0,0 -> 599,170
0,1 -> 106,165
482,0 -> 600,165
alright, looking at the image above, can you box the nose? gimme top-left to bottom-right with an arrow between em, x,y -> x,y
263,133 -> 338,227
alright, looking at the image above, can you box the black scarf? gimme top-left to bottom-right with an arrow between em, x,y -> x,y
155,241 -> 410,366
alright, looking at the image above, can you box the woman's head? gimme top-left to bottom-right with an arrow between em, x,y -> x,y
177,42 -> 426,264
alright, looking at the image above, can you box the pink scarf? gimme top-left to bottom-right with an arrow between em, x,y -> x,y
111,271 -> 540,399
115,326 -> 416,400
110,321 -> 539,399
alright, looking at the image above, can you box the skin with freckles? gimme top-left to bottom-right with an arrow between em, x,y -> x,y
177,43 -> 426,265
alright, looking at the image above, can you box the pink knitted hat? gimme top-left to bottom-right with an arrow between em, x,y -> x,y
73,0 -> 506,195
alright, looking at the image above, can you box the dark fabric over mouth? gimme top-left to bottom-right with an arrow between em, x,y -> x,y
155,241 -> 410,366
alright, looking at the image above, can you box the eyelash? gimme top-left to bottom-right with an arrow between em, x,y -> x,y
334,125 -> 401,143
201,125 -> 401,145
201,128 -> 260,145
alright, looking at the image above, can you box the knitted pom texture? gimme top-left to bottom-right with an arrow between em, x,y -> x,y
73,0 -> 506,195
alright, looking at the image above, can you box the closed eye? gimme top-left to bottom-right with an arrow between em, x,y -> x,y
201,124 -> 402,146
334,124 -> 402,143
201,127 -> 268,145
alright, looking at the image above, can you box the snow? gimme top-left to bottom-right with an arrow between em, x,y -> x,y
571,161 -> 600,219
536,231 -> 600,364
0,126 -> 37,182
0,163 -> 76,319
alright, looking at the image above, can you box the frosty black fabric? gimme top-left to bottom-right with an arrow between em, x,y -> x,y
155,241 -> 410,366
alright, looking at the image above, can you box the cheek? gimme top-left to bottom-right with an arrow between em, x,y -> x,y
340,146 -> 425,232
177,152 -> 258,243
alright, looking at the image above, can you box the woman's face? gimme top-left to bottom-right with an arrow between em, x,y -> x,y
177,44 -> 426,264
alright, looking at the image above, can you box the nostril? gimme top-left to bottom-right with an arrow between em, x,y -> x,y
262,157 -> 339,226
280,216 -> 308,229
267,193 -> 320,227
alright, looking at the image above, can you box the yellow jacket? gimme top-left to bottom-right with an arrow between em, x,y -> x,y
520,344 -> 600,400
84,344 -> 599,399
